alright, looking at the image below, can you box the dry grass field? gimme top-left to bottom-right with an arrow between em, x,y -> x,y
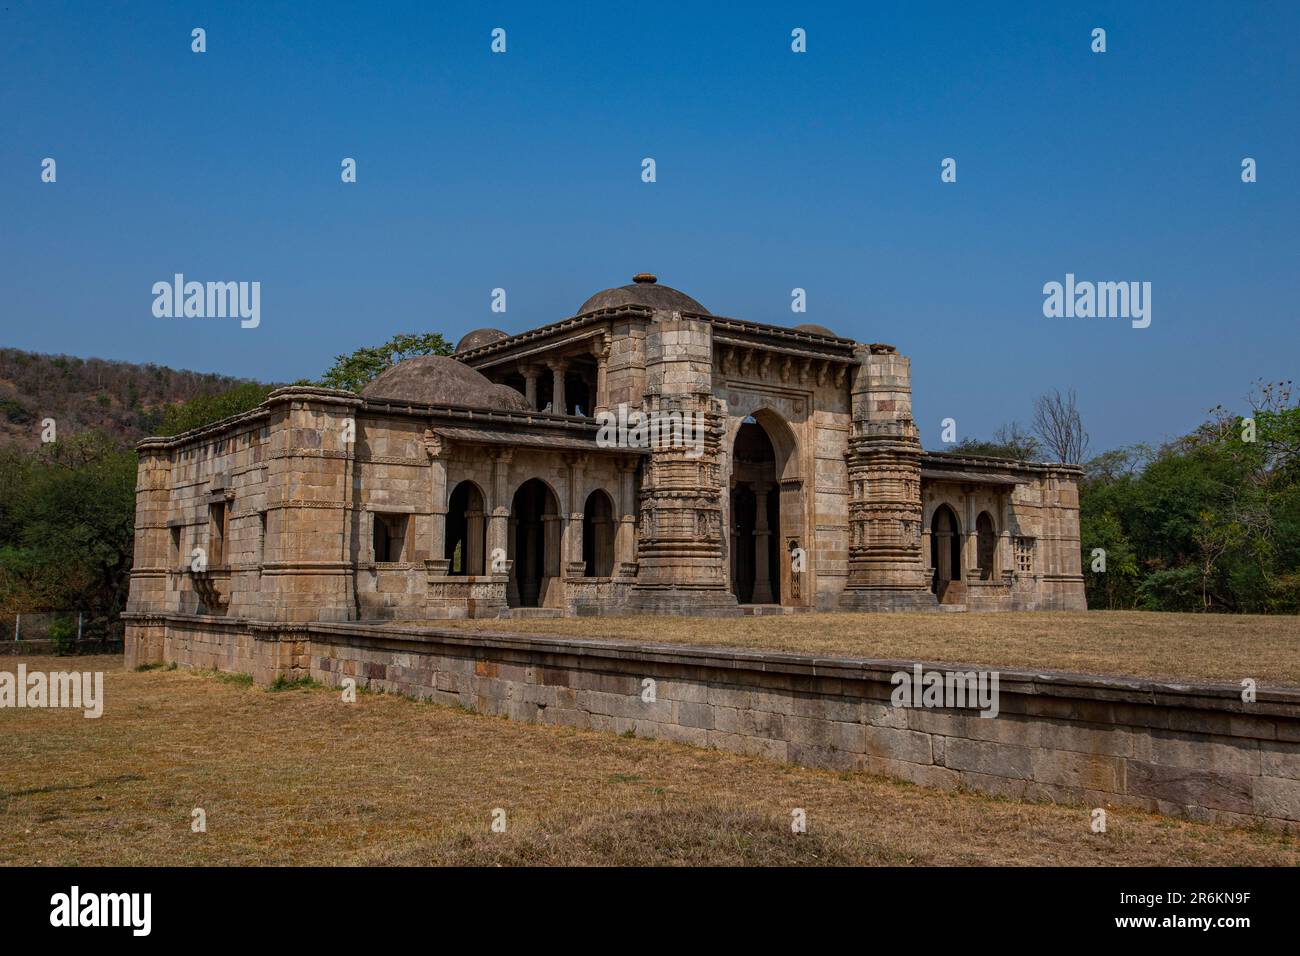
2,654 -> 1297,866
433,610 -> 1300,687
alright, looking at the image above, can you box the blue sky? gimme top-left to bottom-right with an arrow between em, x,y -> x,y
2,0 -> 1296,453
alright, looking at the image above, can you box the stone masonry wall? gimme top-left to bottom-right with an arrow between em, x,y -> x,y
129,615 -> 1300,832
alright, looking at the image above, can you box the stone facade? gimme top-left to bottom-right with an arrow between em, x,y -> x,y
124,274 -> 1085,643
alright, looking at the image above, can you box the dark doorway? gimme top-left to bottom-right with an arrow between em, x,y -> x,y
509,479 -> 559,607
729,421 -> 781,604
976,511 -> 996,580
446,481 -> 486,575
582,490 -> 615,577
929,504 -> 962,593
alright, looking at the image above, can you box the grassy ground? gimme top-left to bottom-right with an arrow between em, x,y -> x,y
2,655 -> 1297,866
428,610 -> 1300,688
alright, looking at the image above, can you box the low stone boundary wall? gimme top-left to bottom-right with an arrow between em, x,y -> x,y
0,639 -> 124,656
124,614 -> 1300,831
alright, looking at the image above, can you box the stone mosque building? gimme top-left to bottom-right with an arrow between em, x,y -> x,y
124,274 -> 1085,645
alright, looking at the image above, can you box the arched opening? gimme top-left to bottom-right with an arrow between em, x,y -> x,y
445,481 -> 486,575
564,367 -> 594,417
508,478 -> 560,607
582,489 -> 615,577
729,419 -> 784,604
976,511 -> 997,581
929,504 -> 962,594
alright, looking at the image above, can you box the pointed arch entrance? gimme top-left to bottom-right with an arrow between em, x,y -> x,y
445,480 -> 486,575
728,409 -> 805,607
930,504 -> 963,601
508,478 -> 561,608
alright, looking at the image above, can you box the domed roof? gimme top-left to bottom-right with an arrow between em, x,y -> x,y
362,355 -> 530,411
455,327 -> 508,353
578,274 -> 709,315
795,322 -> 837,337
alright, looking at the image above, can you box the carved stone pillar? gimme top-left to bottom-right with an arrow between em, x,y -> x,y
424,429 -> 448,563
593,337 -> 611,414
523,368 -> 539,410
999,492 -> 1013,580
488,447 -> 513,573
564,453 -> 587,577
626,312 -> 736,614
839,344 -> 935,611
964,492 -> 978,582
549,361 -> 567,415
615,457 -> 638,577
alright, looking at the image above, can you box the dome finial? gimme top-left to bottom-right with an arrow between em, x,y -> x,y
632,272 -> 657,284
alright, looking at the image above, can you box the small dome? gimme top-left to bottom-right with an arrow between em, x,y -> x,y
579,274 -> 709,315
455,328 -> 508,353
362,355 -> 529,411
795,323 -> 837,337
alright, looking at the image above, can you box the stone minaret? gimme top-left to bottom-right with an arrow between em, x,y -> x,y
839,344 -> 935,610
627,301 -> 736,614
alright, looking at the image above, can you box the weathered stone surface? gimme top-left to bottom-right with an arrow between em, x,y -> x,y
1260,741 -> 1300,780
943,739 -> 1032,780
1135,729 -> 1261,776
1252,776 -> 1300,820
1126,761 -> 1254,814
1030,749 -> 1125,792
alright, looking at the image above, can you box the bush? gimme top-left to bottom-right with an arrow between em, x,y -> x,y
48,615 -> 77,655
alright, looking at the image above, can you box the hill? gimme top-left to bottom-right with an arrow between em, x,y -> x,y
0,348 -> 269,448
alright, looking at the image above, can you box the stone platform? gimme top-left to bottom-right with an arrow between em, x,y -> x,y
124,612 -> 1300,833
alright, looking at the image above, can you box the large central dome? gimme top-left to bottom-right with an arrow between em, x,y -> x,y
578,273 -> 709,315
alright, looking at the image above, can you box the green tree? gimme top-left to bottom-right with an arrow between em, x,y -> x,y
0,433 -> 137,633
160,382 -> 275,436
318,332 -> 453,393
1079,383 -> 1300,613
1080,509 -> 1139,609
950,422 -> 1043,461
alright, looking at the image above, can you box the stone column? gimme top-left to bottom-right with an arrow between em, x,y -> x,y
626,310 -> 736,614
424,430 -> 448,564
523,368 -> 540,410
488,447 -> 513,573
839,344 -> 934,611
998,492 -> 1011,578
751,481 -> 774,603
594,341 -> 611,414
964,492 -> 978,583
549,360 -> 567,415
616,457 -> 638,576
564,453 -> 587,577
920,507 -> 933,574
